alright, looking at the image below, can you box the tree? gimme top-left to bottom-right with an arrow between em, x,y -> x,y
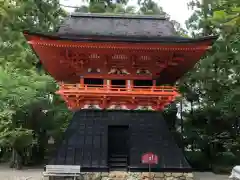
0,0 -> 70,168
0,68 -> 55,167
181,0 -> 240,171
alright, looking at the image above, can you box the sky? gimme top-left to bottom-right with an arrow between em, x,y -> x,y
156,0 -> 194,27
60,0 -> 194,28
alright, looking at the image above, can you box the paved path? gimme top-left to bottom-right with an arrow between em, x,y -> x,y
0,165 -> 229,180
194,172 -> 228,180
0,167 -> 42,180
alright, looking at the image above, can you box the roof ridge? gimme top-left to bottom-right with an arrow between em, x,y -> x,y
70,13 -> 167,20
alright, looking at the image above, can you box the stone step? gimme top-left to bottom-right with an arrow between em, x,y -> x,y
109,157 -> 128,162
110,154 -> 128,158
109,167 -> 128,172
110,162 -> 128,167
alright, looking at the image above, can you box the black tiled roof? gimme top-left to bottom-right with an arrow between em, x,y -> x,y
49,110 -> 191,172
57,13 -> 176,38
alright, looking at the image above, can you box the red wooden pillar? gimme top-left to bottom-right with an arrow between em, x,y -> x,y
127,80 -> 130,91
104,79 -> 107,87
104,79 -> 110,91
127,80 -> 133,91
80,76 -> 84,87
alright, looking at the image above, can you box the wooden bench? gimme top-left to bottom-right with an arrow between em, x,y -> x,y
42,165 -> 81,180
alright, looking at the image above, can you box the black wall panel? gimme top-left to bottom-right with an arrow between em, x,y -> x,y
49,110 -> 191,171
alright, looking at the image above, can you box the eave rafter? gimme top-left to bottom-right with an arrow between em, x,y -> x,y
28,39 -> 210,50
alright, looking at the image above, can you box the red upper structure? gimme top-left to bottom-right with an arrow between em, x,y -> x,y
24,14 -> 217,111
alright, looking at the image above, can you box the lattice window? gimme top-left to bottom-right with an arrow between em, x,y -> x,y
112,54 -> 128,60
140,55 -> 151,61
89,53 -> 100,59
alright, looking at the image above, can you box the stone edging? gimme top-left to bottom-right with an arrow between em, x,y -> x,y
76,172 -> 194,180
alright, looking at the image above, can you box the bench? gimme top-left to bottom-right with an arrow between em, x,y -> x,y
42,165 -> 81,180
230,166 -> 240,180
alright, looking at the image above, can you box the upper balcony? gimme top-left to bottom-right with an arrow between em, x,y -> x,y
57,80 -> 179,111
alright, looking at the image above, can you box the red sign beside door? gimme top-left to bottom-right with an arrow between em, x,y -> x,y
141,152 -> 158,164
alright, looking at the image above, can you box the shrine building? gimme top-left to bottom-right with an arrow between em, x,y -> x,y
24,13 -> 217,179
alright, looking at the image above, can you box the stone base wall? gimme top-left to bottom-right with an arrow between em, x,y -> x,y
78,172 -> 194,180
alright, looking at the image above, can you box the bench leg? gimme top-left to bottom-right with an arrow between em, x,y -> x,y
74,174 -> 77,180
42,176 -> 49,180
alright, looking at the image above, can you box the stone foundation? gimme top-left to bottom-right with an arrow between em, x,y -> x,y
77,172 -> 194,180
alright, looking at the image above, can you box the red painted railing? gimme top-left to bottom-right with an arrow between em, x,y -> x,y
57,84 -> 179,96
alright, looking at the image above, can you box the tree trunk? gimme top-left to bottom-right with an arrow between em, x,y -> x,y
9,149 -> 15,168
9,148 -> 22,169
180,100 -> 183,133
190,101 -> 194,115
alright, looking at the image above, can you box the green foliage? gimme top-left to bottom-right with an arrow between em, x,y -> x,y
181,0 -> 240,170
0,0 -> 71,167
0,0 -> 66,70
211,0 -> 240,27
0,68 -> 56,150
76,0 -> 165,15
185,151 -> 211,169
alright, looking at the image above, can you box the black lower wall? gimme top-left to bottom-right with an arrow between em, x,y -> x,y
49,110 -> 191,172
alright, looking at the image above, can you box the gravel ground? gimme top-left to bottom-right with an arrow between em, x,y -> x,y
0,165 -> 230,180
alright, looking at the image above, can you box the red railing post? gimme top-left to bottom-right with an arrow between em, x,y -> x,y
80,76 -> 84,87
152,80 -> 156,92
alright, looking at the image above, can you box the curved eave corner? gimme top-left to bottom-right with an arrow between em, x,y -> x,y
155,35 -> 219,85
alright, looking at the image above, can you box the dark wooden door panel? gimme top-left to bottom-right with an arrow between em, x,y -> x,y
108,126 -> 129,155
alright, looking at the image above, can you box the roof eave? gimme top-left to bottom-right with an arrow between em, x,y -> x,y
23,31 -> 218,44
